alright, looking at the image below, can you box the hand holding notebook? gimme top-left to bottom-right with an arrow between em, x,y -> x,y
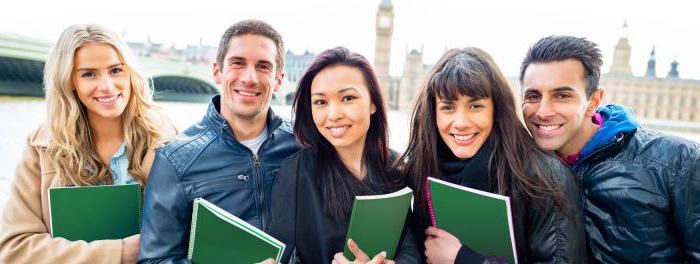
342,186 -> 413,261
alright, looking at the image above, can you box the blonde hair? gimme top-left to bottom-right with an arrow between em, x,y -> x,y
45,24 -> 163,186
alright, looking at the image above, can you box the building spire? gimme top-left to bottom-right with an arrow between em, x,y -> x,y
375,0 -> 395,109
645,46 -> 657,78
668,57 -> 679,78
621,19 -> 629,39
609,20 -> 632,75
380,0 -> 393,10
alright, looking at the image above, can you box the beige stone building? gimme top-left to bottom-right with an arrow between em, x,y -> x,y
376,5 -> 700,125
375,0 -> 394,107
373,0 -> 432,111
507,24 -> 700,129
601,23 -> 700,123
397,49 -> 432,111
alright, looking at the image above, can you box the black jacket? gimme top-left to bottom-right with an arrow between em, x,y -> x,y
412,141 -> 585,264
267,149 -> 420,264
575,128 -> 700,263
570,105 -> 700,263
139,96 -> 301,263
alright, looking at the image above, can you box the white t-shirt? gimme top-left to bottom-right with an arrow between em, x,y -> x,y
240,126 -> 268,154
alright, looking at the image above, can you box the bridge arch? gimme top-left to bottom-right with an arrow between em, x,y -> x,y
151,75 -> 219,102
0,56 -> 44,96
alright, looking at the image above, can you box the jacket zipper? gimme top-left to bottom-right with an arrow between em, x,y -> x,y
220,115 -> 281,230
253,153 -> 266,229
252,117 -> 281,230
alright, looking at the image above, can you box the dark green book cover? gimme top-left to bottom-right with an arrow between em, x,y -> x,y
49,183 -> 141,242
187,198 -> 285,264
428,177 -> 518,264
343,186 -> 413,261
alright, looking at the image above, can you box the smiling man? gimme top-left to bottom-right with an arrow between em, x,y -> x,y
138,20 -> 300,263
519,35 -> 700,263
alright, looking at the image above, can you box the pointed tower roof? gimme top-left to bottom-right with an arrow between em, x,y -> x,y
379,0 -> 393,10
668,58 -> 679,78
645,46 -> 657,78
609,20 -> 632,75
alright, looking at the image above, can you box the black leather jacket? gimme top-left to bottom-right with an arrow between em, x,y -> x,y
267,149 -> 420,264
138,96 -> 300,263
575,128 -> 700,263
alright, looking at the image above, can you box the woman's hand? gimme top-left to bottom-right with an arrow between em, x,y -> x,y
332,239 -> 395,264
121,234 -> 140,264
424,227 -> 461,264
256,259 -> 275,264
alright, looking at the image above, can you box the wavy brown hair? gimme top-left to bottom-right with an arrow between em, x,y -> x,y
44,24 -> 163,186
397,47 -> 568,219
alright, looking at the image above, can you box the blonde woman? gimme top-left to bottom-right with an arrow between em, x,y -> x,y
0,24 -> 176,264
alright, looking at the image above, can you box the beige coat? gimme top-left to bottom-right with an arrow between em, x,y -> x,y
0,114 -> 176,264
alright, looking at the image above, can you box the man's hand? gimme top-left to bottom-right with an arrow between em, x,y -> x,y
256,258 -> 275,264
332,239 -> 395,264
424,227 -> 461,264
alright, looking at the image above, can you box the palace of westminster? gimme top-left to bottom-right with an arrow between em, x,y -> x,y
282,0 -> 700,124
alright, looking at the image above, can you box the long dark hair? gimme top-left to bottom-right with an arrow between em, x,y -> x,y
293,47 -> 394,217
398,47 -> 568,219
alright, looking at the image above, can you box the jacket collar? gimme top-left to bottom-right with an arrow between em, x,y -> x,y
575,104 -> 638,167
30,124 -> 52,147
204,95 -> 283,140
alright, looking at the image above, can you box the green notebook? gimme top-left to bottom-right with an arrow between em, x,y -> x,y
428,177 -> 518,264
343,186 -> 413,261
187,198 -> 285,264
48,183 -> 141,242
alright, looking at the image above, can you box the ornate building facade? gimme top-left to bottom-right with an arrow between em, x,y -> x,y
373,14 -> 700,125
279,49 -> 316,104
374,0 -> 432,111
601,23 -> 700,123
375,0 -> 394,108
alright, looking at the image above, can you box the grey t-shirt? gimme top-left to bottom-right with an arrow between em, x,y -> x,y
240,126 -> 268,154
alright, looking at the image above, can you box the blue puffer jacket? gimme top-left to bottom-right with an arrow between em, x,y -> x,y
138,96 -> 300,263
573,104 -> 700,263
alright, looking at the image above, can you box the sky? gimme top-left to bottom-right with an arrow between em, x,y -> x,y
1,0 -> 698,80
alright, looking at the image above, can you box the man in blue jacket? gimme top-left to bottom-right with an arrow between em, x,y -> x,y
138,20 -> 300,263
519,35 -> 699,263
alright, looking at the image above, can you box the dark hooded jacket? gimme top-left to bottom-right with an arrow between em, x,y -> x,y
572,104 -> 700,263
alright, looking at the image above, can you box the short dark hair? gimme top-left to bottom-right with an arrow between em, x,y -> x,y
216,19 -> 284,73
519,35 -> 602,98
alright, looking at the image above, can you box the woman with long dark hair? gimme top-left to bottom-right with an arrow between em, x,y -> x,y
399,47 -> 585,263
267,47 -> 419,264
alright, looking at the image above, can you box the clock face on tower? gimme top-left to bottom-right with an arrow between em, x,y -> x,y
379,15 -> 391,28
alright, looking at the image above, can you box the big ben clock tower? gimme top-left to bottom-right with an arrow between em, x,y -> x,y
375,0 -> 394,107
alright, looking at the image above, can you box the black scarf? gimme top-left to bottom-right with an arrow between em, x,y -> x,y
437,137 -> 494,192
